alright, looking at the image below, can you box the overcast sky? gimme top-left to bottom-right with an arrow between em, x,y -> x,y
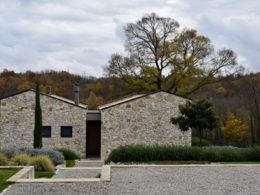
0,0 -> 259,77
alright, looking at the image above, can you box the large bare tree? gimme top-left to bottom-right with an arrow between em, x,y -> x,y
105,13 -> 242,96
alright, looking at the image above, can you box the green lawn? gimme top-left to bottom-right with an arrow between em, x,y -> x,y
0,168 -> 21,192
66,160 -> 76,167
35,171 -> 55,178
122,161 -> 210,165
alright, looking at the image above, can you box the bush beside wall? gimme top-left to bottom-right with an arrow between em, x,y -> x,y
29,155 -> 55,172
1,148 -> 64,165
105,145 -> 260,163
0,153 -> 8,166
11,154 -> 30,166
192,136 -> 212,146
55,148 -> 80,160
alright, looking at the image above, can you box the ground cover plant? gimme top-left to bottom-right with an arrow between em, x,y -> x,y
10,154 -> 30,166
55,148 -> 80,160
29,155 -> 55,172
1,148 -> 64,165
35,171 -> 55,178
0,153 -> 8,166
66,160 -> 76,167
105,144 -> 260,164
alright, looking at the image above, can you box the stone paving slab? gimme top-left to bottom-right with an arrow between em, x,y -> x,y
75,160 -> 103,167
53,168 -> 101,179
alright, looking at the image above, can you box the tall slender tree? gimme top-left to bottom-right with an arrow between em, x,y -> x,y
33,82 -> 43,148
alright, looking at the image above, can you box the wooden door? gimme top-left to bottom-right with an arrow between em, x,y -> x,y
86,121 -> 101,157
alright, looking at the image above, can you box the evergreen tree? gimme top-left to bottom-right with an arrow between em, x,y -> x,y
171,99 -> 219,146
33,82 -> 43,148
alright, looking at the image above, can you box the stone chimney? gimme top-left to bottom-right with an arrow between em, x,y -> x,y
74,85 -> 80,105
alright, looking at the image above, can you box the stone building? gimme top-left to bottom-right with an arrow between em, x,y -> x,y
0,89 -> 87,157
98,91 -> 191,159
0,90 -> 191,159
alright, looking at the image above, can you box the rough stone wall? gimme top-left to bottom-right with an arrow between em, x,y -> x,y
0,91 -> 86,157
100,91 -> 191,160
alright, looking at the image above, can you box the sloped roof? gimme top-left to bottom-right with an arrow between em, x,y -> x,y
98,90 -> 188,110
0,89 -> 87,109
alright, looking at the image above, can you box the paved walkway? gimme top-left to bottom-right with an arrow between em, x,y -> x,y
52,160 -> 103,179
4,166 -> 260,195
75,160 -> 103,167
53,168 -> 101,179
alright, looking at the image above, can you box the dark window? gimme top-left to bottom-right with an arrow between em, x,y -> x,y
61,126 -> 73,137
42,126 -> 51,138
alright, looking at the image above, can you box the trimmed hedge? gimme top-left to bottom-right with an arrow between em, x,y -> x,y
55,148 -> 80,160
192,136 -> 212,146
1,148 -> 64,165
105,145 -> 260,164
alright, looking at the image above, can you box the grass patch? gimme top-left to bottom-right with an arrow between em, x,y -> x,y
222,162 -> 260,164
0,168 -> 21,192
66,160 -> 76,167
121,161 -> 210,165
35,171 -> 54,178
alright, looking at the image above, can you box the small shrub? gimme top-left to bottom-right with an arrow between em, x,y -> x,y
66,160 -> 76,167
11,154 -> 31,166
1,148 -> 20,158
246,146 -> 260,161
192,137 -> 212,146
56,148 -> 80,160
29,155 -> 54,172
20,148 -> 64,165
0,153 -> 8,166
1,148 -> 64,165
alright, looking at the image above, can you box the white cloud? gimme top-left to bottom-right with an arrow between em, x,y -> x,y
0,0 -> 259,76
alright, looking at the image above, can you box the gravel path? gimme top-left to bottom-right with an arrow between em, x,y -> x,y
53,169 -> 101,179
4,166 -> 260,195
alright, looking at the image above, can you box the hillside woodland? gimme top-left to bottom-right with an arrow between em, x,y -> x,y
0,70 -> 259,146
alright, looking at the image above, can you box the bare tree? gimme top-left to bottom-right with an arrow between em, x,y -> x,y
105,13 -> 242,96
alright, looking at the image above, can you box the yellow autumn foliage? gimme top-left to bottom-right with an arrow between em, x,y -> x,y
221,113 -> 247,142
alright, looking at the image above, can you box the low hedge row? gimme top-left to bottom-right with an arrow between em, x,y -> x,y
192,136 -> 212,146
105,145 -> 260,163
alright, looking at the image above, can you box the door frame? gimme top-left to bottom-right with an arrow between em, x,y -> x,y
86,120 -> 101,157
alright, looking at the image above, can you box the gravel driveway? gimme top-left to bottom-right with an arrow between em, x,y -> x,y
3,166 -> 260,195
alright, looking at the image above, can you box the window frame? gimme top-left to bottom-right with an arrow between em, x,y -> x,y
60,126 -> 73,138
42,126 -> 52,138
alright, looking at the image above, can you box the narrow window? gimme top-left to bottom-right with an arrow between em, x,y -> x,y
61,126 -> 73,137
42,126 -> 51,138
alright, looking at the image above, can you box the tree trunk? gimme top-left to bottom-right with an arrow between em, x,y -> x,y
199,129 -> 202,146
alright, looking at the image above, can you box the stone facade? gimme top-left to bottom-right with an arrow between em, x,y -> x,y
100,91 -> 191,159
0,90 -> 87,157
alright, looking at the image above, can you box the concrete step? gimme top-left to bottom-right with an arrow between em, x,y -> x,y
53,168 -> 101,179
75,160 -> 104,167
